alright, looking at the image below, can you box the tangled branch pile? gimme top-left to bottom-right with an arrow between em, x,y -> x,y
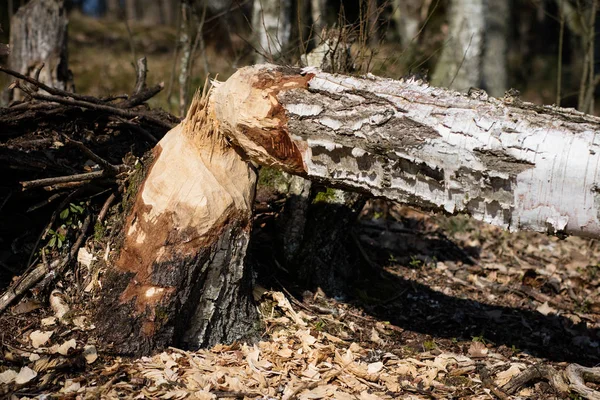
0,60 -> 177,311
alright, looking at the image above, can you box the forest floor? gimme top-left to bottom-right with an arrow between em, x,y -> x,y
1,198 -> 599,399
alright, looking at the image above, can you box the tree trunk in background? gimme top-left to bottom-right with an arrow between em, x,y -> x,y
125,0 -> 137,21
106,0 -> 121,19
214,64 -> 600,238
431,0 -> 484,91
142,0 -> 163,25
4,0 -> 70,103
95,93 -> 258,355
392,0 -> 422,47
252,0 -> 292,62
160,0 -> 175,26
482,0 -> 509,97
310,0 -> 326,34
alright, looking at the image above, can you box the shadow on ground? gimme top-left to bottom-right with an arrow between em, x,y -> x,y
250,199 -> 600,367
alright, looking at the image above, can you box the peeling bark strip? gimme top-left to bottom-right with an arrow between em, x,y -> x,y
96,90 -> 258,354
213,64 -> 600,237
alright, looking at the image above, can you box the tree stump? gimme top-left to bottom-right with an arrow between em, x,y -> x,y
4,0 -> 71,104
95,91 -> 258,355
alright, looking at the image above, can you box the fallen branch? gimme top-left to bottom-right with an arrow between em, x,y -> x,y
0,64 -> 107,105
21,170 -> 107,190
476,363 -> 510,400
61,135 -> 125,175
501,364 -> 569,396
566,364 -> 600,400
25,90 -> 173,130
0,215 -> 91,315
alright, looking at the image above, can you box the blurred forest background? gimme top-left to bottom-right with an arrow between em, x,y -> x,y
1,0 -> 599,117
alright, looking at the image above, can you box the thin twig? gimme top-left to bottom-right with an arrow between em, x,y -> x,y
113,116 -> 160,143
21,171 -> 107,190
61,134 -> 124,175
0,65 -> 106,105
98,192 -> 117,222
21,88 -> 173,130
117,83 -> 164,109
133,57 -> 148,95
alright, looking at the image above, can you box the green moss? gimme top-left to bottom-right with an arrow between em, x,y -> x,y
423,340 -> 437,351
155,306 -> 169,323
257,167 -> 290,193
313,187 -> 338,204
94,220 -> 106,241
122,159 -> 149,214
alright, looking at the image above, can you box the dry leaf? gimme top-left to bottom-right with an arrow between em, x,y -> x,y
367,361 -> 384,374
49,290 -> 70,321
370,328 -> 383,345
192,390 -> 216,400
12,299 -> 42,314
0,369 -> 17,384
536,301 -> 557,316
61,380 -> 81,393
468,342 -> 488,358
56,338 -> 77,355
41,317 -> 57,326
83,345 -> 98,364
15,366 -> 37,384
30,330 -> 53,348
495,364 -> 525,387
77,247 -> 96,268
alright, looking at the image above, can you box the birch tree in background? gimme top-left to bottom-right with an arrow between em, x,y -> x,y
392,0 -> 423,47
432,0 -> 509,96
431,0 -> 485,91
482,0 -> 509,97
252,0 -> 292,62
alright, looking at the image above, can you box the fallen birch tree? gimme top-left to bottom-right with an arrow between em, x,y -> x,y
90,63 -> 600,354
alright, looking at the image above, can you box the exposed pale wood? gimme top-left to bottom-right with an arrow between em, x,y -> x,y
212,64 -> 600,238
94,90 -> 258,354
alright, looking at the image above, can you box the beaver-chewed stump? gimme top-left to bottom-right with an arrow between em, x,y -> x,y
95,64 -> 600,355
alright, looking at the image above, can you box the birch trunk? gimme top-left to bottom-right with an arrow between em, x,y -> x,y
431,0 -> 484,91
212,64 -> 600,238
95,64 -> 600,354
252,0 -> 292,62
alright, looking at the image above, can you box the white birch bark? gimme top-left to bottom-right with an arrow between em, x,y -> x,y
212,64 -> 600,238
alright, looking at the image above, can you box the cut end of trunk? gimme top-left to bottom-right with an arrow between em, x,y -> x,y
212,64 -> 314,175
